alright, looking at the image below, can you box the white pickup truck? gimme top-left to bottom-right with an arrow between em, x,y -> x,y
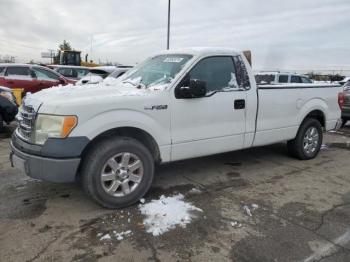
10,48 -> 343,208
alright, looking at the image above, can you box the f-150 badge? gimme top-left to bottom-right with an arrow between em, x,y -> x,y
144,105 -> 168,110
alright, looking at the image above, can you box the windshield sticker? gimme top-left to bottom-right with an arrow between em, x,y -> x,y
163,57 -> 184,63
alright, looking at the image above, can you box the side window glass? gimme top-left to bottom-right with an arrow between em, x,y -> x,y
58,68 -> 77,78
77,69 -> 89,78
0,67 -> 5,76
32,68 -> 60,81
233,55 -> 251,90
291,76 -> 302,83
6,67 -> 31,79
278,75 -> 289,83
301,77 -> 311,83
189,56 -> 238,93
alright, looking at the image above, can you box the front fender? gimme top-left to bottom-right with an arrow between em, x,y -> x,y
70,109 -> 171,147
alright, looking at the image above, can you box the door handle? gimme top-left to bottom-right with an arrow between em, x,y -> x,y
6,81 -> 14,84
234,99 -> 245,109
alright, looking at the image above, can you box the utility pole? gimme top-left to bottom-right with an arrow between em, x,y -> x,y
48,49 -> 55,64
167,0 -> 171,50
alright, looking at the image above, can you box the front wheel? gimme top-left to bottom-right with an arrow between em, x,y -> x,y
81,136 -> 154,209
287,118 -> 323,160
341,118 -> 348,127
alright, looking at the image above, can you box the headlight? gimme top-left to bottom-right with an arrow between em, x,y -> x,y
34,114 -> 77,145
0,91 -> 16,103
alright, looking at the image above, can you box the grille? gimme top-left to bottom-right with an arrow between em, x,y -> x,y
17,104 -> 35,142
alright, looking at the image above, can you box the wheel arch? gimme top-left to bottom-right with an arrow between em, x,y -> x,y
302,109 -> 326,128
298,98 -> 328,129
81,126 -> 161,164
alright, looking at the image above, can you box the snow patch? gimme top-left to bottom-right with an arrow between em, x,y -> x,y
113,230 -> 132,241
188,188 -> 202,195
139,194 -> 203,236
242,203 -> 259,217
321,144 -> 328,150
230,220 -> 242,228
100,233 -> 111,241
243,205 -> 252,217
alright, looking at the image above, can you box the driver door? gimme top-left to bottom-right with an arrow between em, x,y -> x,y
170,56 -> 247,161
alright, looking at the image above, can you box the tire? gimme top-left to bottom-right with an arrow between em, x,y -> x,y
341,118 -> 348,127
81,136 -> 154,209
287,118 -> 323,160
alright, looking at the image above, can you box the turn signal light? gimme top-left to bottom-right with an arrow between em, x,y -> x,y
61,116 -> 77,138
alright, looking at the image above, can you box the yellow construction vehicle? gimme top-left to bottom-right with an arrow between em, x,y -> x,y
53,50 -> 98,67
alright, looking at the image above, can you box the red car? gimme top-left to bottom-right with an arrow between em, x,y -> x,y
0,63 -> 75,94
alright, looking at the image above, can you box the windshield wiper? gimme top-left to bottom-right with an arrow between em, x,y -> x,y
122,80 -> 137,86
122,80 -> 146,89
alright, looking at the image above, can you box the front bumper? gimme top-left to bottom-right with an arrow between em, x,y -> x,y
10,141 -> 80,183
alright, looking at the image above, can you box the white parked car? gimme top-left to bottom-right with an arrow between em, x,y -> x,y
256,72 -> 313,85
339,76 -> 350,86
11,48 -> 342,208
76,66 -> 131,85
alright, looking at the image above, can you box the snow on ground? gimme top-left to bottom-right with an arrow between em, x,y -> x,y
230,220 -> 242,228
188,187 -> 202,195
242,203 -> 259,217
99,230 -> 133,242
100,233 -> 111,241
321,144 -> 328,150
139,194 -> 203,236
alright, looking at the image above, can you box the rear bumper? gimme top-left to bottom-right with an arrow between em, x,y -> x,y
10,141 -> 80,183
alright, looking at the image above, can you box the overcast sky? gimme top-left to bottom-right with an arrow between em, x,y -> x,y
0,0 -> 349,71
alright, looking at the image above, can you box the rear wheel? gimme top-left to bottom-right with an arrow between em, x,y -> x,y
287,118 -> 323,160
81,136 -> 154,209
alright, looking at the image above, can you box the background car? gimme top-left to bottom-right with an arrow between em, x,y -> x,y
48,65 -> 90,81
341,80 -> 350,126
0,63 -> 74,94
255,72 -> 313,85
76,66 -> 132,85
103,67 -> 133,83
0,86 -> 18,131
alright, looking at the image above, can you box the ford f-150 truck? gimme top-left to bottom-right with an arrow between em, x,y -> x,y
10,48 -> 343,208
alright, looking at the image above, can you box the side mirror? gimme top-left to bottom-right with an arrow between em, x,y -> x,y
59,78 -> 66,84
176,79 -> 207,99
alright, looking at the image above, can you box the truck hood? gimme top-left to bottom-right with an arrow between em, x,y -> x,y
24,81 -> 165,113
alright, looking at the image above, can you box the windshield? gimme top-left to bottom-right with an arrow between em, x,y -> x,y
255,74 -> 276,85
121,54 -> 193,88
